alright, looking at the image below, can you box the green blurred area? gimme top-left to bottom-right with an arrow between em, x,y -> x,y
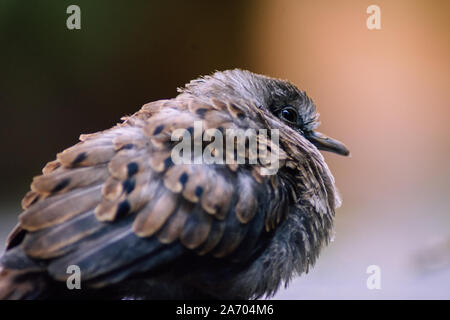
0,1 -> 253,197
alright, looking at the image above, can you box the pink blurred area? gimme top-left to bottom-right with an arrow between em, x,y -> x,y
247,0 -> 450,299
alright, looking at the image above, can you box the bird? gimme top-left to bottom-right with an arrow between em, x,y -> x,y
0,69 -> 349,300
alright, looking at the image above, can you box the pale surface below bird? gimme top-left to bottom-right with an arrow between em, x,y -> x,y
0,69 -> 349,299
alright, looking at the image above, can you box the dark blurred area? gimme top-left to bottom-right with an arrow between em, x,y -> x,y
0,0 -> 255,199
0,0 -> 449,299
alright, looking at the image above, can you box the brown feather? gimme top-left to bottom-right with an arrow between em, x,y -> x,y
20,184 -> 103,231
156,201 -> 192,244
31,165 -> 109,195
196,219 -> 227,256
132,189 -> 178,237
180,208 -> 213,249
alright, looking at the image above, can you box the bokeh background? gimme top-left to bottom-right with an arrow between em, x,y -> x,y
0,0 -> 449,299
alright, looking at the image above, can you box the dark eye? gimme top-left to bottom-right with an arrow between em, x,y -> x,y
278,106 -> 298,124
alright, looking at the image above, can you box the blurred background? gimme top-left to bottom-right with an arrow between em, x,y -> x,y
0,0 -> 449,299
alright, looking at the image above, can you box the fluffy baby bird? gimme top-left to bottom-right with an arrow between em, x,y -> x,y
0,69 -> 349,299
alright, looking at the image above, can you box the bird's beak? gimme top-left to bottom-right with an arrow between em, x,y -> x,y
305,131 -> 350,156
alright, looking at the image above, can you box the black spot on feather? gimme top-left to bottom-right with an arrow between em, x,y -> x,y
116,200 -> 131,218
127,162 -> 139,177
164,157 -> 174,170
51,178 -> 70,193
196,108 -> 208,118
121,143 -> 135,150
122,179 -> 135,194
179,172 -> 188,186
194,186 -> 203,198
153,124 -> 165,135
72,152 -> 87,166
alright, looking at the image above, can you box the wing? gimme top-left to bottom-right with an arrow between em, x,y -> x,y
4,97 -> 293,290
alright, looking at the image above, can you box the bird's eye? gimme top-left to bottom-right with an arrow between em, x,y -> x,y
278,106 -> 298,124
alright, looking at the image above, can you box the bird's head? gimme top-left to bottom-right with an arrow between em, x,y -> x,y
179,69 -> 350,157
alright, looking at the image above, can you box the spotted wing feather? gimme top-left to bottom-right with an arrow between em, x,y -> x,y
1,97 -> 289,294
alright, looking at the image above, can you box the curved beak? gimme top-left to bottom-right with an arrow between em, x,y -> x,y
305,131 -> 350,156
